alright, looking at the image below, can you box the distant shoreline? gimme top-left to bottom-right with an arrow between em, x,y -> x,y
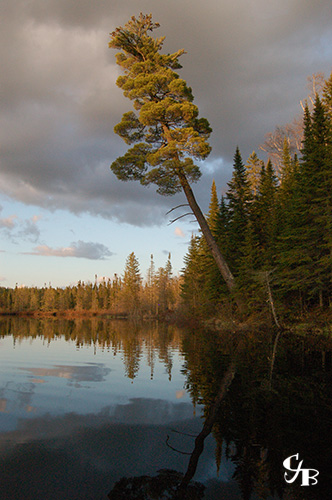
0,310 -> 129,319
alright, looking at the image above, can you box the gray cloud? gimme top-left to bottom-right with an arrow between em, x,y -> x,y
24,240 -> 114,260
1,0 -> 331,223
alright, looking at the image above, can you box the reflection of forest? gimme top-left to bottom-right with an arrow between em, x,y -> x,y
107,326 -> 332,499
0,317 -> 181,381
1,317 -> 332,499
181,328 -> 332,500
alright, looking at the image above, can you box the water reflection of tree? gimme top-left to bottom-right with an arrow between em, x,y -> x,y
181,327 -> 332,500
2,317 -> 332,498
0,317 -> 181,382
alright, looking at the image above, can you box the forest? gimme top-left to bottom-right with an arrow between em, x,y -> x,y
0,252 -> 181,319
108,14 -> 332,326
1,71 -> 332,325
182,74 -> 332,322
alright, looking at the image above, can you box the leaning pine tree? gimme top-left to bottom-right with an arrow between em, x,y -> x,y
109,13 -> 238,302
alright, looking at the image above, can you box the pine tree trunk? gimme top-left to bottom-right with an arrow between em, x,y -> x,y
177,171 -> 237,294
175,362 -> 236,496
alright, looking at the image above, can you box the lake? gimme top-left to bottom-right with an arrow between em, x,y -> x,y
0,317 -> 331,499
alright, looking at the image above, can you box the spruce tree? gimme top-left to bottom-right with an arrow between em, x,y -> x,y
122,252 -> 142,314
199,181 -> 228,310
280,138 -> 292,186
245,151 -> 264,196
145,254 -> 157,314
308,95 -> 332,304
226,147 -> 252,271
181,235 -> 205,314
235,160 -> 277,309
216,195 -> 230,259
275,106 -> 313,308
206,179 -> 220,234
255,159 -> 278,269
155,253 -> 174,314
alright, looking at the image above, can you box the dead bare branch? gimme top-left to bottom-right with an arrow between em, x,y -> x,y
170,429 -> 198,438
165,203 -> 190,215
168,212 -> 193,225
166,435 -> 192,455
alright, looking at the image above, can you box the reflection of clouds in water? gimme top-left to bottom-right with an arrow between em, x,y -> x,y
0,402 -> 232,500
113,398 -> 197,425
20,363 -> 111,387
0,364 -> 111,418
0,399 -> 198,448
176,389 -> 186,399
1,380 -> 46,417
3,381 -> 35,410
26,405 -> 36,413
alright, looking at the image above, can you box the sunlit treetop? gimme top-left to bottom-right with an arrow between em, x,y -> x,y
109,13 -> 212,195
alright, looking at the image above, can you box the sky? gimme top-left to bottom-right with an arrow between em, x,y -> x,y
1,0 -> 331,288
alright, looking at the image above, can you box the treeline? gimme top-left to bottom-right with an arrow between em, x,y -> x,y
0,253 -> 181,318
181,72 -> 332,320
2,72 -> 332,322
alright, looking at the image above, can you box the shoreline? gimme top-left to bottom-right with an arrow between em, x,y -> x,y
0,310 -> 128,319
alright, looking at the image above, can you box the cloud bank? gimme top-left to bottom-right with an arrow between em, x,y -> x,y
1,0 -> 331,224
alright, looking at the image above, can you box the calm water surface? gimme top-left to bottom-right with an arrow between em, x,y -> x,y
0,317 -> 331,499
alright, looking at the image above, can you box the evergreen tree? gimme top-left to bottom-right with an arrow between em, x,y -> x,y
154,254 -> 174,315
234,160 -> 276,309
322,70 -> 332,118
109,13 -> 236,297
91,284 -> 99,312
280,138 -> 292,185
199,181 -> 228,309
110,274 -> 122,313
226,147 -> 252,272
41,286 -> 58,311
181,235 -> 205,314
305,95 -> 332,304
255,159 -> 278,269
276,97 -> 332,309
165,252 -> 172,281
279,139 -> 300,207
275,105 -> 313,308
29,287 -> 41,311
206,179 -> 220,234
145,254 -> 157,315
75,281 -> 85,311
98,278 -> 110,311
122,252 -> 142,315
245,151 -> 264,196
215,195 -> 230,260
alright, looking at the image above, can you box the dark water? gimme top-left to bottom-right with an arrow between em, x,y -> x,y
0,317 -> 331,499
